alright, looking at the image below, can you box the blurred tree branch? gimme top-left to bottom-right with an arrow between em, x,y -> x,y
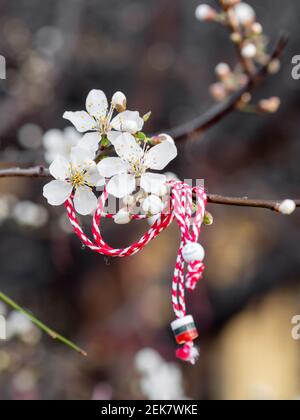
0,165 -> 299,212
168,35 -> 288,141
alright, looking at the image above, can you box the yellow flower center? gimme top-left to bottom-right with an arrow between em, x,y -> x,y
70,169 -> 85,188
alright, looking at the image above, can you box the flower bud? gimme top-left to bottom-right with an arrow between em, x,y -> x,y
259,97 -> 281,113
195,4 -> 217,21
142,195 -> 165,215
203,211 -> 214,226
233,3 -> 256,26
241,43 -> 257,58
268,59 -> 281,75
121,119 -> 138,134
215,63 -> 231,79
143,111 -> 152,122
278,199 -> 296,215
112,91 -> 127,112
251,22 -> 263,35
210,82 -> 227,102
113,208 -> 131,224
230,32 -> 242,43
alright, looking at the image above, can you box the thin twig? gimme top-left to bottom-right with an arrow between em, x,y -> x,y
0,165 -> 298,212
0,291 -> 87,356
0,166 -> 50,178
218,0 -> 256,76
206,194 -> 300,212
168,35 -> 288,141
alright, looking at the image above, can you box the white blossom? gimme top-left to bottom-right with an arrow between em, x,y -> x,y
63,89 -> 143,137
97,132 -> 177,198
142,195 -> 165,215
43,138 -> 105,215
112,91 -> 127,112
43,127 -> 81,163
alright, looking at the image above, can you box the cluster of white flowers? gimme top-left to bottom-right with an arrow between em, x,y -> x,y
43,90 -> 177,220
135,348 -> 189,400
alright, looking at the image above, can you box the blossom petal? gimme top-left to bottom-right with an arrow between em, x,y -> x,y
141,172 -> 166,194
70,145 -> 95,167
112,133 -> 143,162
85,90 -> 108,120
74,186 -> 98,215
85,166 -> 105,187
43,180 -> 72,206
107,131 -> 122,145
110,111 -> 144,134
97,157 -> 129,178
144,141 -> 177,170
106,173 -> 136,198
77,132 -> 100,155
49,155 -> 69,180
63,111 -> 96,133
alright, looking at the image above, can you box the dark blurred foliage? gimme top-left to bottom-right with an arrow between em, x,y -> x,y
0,0 -> 300,400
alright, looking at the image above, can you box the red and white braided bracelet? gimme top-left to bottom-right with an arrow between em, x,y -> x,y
65,180 -> 207,364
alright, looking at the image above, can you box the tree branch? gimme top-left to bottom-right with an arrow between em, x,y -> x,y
0,166 -> 50,178
218,0 -> 256,77
206,194 -> 300,212
0,165 -> 299,212
168,35 -> 288,142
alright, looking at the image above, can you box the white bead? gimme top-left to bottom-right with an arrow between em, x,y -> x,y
234,3 -> 256,26
279,199 -> 296,215
182,242 -> 205,263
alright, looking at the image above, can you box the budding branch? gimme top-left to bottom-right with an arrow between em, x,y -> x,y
0,165 -> 298,212
169,35 -> 288,141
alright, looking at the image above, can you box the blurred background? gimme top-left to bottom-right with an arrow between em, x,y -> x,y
0,0 -> 300,400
